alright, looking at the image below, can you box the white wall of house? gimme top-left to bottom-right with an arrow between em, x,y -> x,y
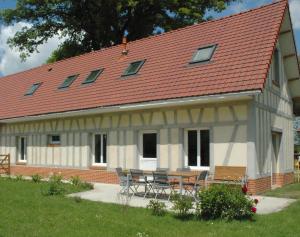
249,42 -> 294,180
0,101 -> 249,172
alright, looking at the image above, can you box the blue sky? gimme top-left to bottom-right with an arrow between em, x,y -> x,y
0,0 -> 300,77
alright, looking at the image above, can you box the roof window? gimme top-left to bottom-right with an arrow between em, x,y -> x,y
191,45 -> 217,63
82,69 -> 104,84
25,83 -> 42,96
122,60 -> 145,76
59,75 -> 79,89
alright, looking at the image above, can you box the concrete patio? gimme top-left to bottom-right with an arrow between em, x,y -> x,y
68,183 -> 296,214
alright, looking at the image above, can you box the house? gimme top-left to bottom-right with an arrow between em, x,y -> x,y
0,0 -> 299,194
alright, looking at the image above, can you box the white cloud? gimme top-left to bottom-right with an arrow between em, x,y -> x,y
227,0 -> 271,14
0,22 -> 62,76
289,0 -> 300,30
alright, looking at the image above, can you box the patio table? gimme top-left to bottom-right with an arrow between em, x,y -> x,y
125,170 -> 198,196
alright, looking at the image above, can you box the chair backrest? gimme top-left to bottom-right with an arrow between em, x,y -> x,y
176,167 -> 191,172
197,171 -> 208,182
153,171 -> 168,183
214,166 -> 246,181
116,167 -> 124,178
130,169 -> 144,180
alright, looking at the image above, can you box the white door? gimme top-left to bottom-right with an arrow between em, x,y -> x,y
139,131 -> 157,170
18,136 -> 27,162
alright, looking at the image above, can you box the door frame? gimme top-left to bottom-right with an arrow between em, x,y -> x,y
138,130 -> 158,170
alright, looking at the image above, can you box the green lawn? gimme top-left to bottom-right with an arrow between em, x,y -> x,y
264,182 -> 300,199
1,178 -> 300,237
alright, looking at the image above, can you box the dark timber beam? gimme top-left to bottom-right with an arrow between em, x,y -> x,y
279,29 -> 292,35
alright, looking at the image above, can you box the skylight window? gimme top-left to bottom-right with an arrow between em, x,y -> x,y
191,45 -> 217,63
122,60 -> 145,76
25,83 -> 42,96
59,75 -> 79,89
82,69 -> 104,84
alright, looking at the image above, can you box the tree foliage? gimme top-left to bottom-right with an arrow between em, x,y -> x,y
0,0 -> 238,62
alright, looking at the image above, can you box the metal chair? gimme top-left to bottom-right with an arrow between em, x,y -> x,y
116,167 -> 134,195
130,169 -> 151,197
183,171 -> 208,200
152,171 -> 172,200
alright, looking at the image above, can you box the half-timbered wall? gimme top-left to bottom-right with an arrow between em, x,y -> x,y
253,44 -> 294,179
0,102 -> 249,171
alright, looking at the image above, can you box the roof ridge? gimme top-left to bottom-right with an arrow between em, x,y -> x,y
0,0 -> 287,80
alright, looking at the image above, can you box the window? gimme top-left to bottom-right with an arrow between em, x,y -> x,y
143,133 -> 157,158
82,69 -> 104,84
94,134 -> 107,165
59,75 -> 78,89
185,129 -> 210,168
122,60 -> 145,76
48,135 -> 61,145
18,137 -> 27,161
191,45 -> 216,63
273,48 -> 280,86
25,83 -> 42,96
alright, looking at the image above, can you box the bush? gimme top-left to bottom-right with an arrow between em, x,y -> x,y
170,193 -> 193,218
49,173 -> 63,183
70,176 -> 81,186
147,200 -> 167,216
80,181 -> 94,190
31,174 -> 42,183
198,184 -> 255,221
42,173 -> 65,196
15,175 -> 24,181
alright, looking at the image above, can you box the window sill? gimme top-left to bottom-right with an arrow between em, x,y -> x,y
47,144 -> 61,147
89,165 -> 107,170
16,161 -> 27,165
189,166 -> 210,171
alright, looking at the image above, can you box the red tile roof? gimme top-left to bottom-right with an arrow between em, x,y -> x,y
0,0 -> 288,120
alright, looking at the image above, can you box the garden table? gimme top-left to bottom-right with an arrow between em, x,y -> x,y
124,170 -> 198,196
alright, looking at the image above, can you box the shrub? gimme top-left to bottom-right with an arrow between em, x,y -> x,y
198,184 -> 255,221
31,174 -> 42,183
42,173 -> 65,196
70,176 -> 81,186
170,193 -> 193,218
80,181 -> 94,190
15,175 -> 24,181
49,173 -> 63,183
147,200 -> 167,216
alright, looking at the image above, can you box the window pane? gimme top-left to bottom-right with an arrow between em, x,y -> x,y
59,75 -> 78,88
123,60 -> 145,76
25,83 -> 41,95
20,137 -> 25,161
200,130 -> 210,166
143,133 -> 157,158
192,45 -> 215,63
103,134 -> 107,163
95,134 -> 101,163
83,69 -> 103,84
188,130 -> 197,166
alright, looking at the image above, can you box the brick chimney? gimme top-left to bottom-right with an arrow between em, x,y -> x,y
122,36 -> 129,55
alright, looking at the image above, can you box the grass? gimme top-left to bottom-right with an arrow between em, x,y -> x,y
1,178 -> 300,237
264,182 -> 300,199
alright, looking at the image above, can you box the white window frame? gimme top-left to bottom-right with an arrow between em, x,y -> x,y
48,134 -> 61,145
184,128 -> 210,170
92,133 -> 107,166
18,136 -> 27,162
139,130 -> 158,161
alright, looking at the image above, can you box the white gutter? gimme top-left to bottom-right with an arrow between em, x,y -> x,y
0,90 -> 261,123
